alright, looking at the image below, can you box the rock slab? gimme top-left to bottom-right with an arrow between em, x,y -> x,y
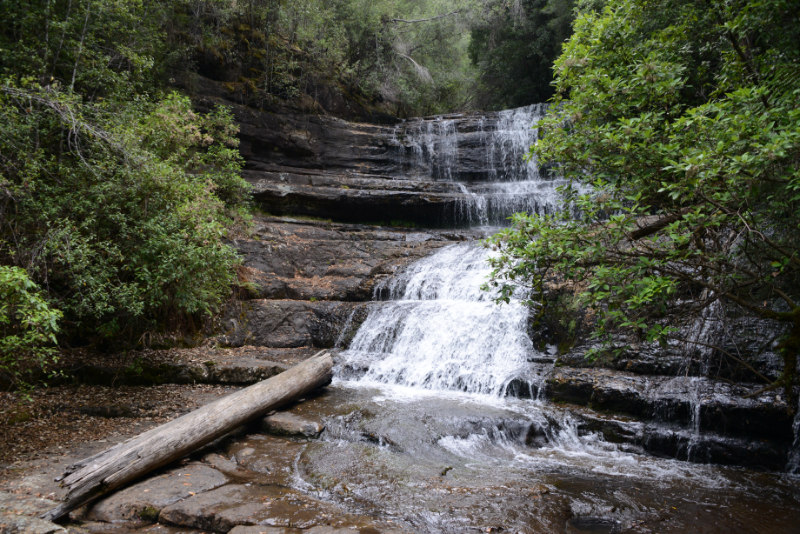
262,412 -> 324,438
88,463 -> 229,523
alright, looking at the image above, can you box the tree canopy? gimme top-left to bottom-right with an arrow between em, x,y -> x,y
469,0 -> 575,109
0,1 -> 250,360
487,0 -> 800,398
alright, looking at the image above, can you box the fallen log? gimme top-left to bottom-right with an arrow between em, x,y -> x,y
43,350 -> 333,522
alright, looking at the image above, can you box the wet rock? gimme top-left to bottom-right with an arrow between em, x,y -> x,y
566,516 -> 621,534
0,516 -> 66,534
249,170 -> 468,227
640,426 -> 788,469
542,366 -> 795,469
87,463 -> 228,523
573,409 -> 788,469
544,367 -> 792,439
222,435 -> 312,485
233,447 -> 275,475
234,218 -> 454,303
202,453 -> 254,479
80,522 -> 205,533
262,412 -> 324,438
305,528 -> 385,534
217,299 -> 361,349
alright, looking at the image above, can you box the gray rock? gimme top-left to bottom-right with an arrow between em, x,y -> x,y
87,463 -> 228,523
202,453 -> 253,479
70,350 -> 289,387
0,516 -> 66,534
249,170 -> 468,227
79,522 -> 206,532
262,412 -> 324,438
217,299 -> 359,349
159,484 -> 321,532
539,366 -> 794,469
0,491 -> 65,534
203,354 -> 288,384
228,526 -> 298,534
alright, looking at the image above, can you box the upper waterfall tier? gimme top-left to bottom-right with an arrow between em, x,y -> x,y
391,104 -> 547,183
237,105 -> 569,226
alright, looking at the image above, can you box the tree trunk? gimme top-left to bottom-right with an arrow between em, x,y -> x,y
43,350 -> 333,522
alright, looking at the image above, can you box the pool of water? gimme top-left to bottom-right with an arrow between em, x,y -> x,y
287,384 -> 800,534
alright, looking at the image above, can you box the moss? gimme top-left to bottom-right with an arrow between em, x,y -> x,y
138,505 -> 161,522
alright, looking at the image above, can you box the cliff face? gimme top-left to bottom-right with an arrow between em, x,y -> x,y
197,81 -> 796,471
199,85 -> 561,227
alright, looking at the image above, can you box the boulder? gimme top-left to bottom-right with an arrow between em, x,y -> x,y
262,412 -> 324,438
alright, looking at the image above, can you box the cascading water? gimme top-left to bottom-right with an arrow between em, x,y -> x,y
394,104 -> 572,225
338,243 -> 544,397
294,106 -> 800,533
337,105 -> 561,396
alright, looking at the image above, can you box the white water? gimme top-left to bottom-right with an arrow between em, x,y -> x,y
489,105 -> 547,182
341,106 -> 572,396
396,104 -> 574,225
339,243 -> 541,396
339,105 -> 618,466
334,104 -> 791,483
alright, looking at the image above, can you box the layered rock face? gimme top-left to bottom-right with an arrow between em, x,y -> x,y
231,103 -> 569,226
213,99 -> 796,472
215,216 -> 473,351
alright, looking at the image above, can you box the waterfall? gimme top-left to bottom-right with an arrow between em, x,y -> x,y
339,105 -> 560,395
338,243 -> 544,396
394,104 -> 571,225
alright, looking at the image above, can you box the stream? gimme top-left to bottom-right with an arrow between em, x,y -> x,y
282,241 -> 800,533
276,107 -> 800,533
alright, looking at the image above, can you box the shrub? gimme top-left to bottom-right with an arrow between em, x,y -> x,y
0,266 -> 62,389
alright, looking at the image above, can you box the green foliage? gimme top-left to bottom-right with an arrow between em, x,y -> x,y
0,0 -> 169,97
0,266 -> 62,389
0,1 -> 252,352
487,0 -> 800,388
469,0 -> 576,110
167,0 -> 480,116
0,82 -> 247,342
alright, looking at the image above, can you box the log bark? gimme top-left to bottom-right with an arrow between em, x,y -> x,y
43,350 -> 333,522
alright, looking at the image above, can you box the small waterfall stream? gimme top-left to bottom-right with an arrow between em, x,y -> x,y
294,106 -> 800,533
395,104 -> 571,225
339,243 -> 542,396
339,105 -> 557,398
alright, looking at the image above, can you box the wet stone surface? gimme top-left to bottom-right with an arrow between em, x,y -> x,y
65,421 -> 411,533
262,413 -> 324,438
157,483 -> 380,532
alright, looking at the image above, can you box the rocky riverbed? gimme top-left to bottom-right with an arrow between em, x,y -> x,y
3,96 -> 799,532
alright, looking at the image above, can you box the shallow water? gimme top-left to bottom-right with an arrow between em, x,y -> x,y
296,239 -> 800,533
290,384 -> 800,534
